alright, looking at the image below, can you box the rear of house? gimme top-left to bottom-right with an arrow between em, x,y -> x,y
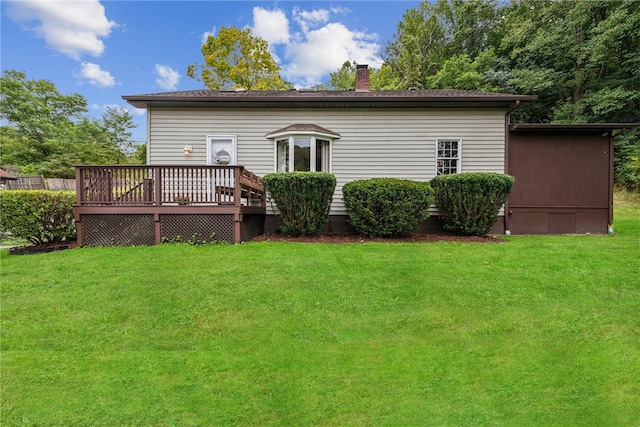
124,67 -> 536,235
89,65 -> 631,243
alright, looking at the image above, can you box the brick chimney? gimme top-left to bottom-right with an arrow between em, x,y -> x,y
355,64 -> 370,92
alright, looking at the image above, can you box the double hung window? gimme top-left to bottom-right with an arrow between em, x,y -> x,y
436,139 -> 461,175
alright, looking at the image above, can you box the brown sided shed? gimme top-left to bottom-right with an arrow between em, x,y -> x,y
506,123 -> 637,235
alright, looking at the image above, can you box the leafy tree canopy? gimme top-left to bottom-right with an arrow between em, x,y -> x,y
0,70 -> 139,178
384,0 -> 502,89
187,26 -> 292,90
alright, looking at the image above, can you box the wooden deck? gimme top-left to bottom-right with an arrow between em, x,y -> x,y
74,165 -> 266,245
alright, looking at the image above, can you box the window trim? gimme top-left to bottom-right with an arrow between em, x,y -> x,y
435,138 -> 462,175
271,133 -> 334,173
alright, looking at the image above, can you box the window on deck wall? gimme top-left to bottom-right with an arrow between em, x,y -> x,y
436,139 -> 461,175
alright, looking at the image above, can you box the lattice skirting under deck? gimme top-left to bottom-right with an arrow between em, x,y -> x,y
161,214 -> 234,243
81,214 -> 156,246
78,213 -> 263,246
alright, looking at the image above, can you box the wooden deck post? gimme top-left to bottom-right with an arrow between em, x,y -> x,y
234,167 -> 243,207
154,213 -> 162,245
154,167 -> 162,205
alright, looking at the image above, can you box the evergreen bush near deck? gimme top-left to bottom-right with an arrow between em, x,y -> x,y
342,178 -> 434,237
430,172 -> 514,236
0,190 -> 76,244
263,172 -> 336,236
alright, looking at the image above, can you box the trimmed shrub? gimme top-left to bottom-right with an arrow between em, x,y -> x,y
430,172 -> 514,236
263,172 -> 337,236
0,190 -> 77,245
342,178 -> 434,237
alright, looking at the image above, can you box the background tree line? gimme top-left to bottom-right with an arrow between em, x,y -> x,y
2,0 -> 637,189
0,70 -> 144,179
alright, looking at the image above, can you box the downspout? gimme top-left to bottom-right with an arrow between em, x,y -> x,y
607,131 -> 615,233
503,100 -> 520,235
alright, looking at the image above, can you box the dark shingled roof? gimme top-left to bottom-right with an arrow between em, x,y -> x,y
266,123 -> 341,138
123,88 -> 537,110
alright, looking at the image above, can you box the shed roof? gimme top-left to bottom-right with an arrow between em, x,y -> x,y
509,123 -> 640,134
123,88 -> 537,110
0,169 -> 18,180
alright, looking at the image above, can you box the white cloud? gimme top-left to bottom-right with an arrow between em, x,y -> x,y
283,22 -> 382,87
292,7 -> 329,34
247,6 -> 382,87
252,7 -> 289,45
76,62 -> 115,87
155,65 -> 180,90
6,0 -> 116,60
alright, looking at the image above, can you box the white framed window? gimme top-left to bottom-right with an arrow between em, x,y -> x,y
206,135 -> 237,166
275,136 -> 331,172
267,125 -> 338,173
436,138 -> 461,175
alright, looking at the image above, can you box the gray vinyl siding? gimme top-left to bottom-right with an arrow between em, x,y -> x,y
148,108 -> 507,215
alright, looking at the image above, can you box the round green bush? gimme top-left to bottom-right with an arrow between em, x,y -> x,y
430,172 -> 515,236
0,190 -> 77,245
263,172 -> 336,236
342,178 -> 434,238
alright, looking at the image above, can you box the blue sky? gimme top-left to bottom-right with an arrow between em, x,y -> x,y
1,0 -> 420,142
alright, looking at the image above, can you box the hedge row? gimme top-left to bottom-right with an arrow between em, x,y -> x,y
0,190 -> 77,245
265,172 -> 514,238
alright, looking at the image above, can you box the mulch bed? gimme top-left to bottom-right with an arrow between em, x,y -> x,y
9,241 -> 77,255
5,234 -> 504,254
251,233 -> 506,244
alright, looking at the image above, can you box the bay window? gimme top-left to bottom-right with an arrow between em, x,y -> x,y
268,124 -> 339,173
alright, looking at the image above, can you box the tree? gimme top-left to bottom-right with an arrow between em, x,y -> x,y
317,61 -> 357,90
427,50 -> 507,92
0,70 -> 138,178
384,0 -> 502,89
384,2 -> 447,89
101,106 -> 137,164
187,27 -> 291,90
500,0 -> 640,123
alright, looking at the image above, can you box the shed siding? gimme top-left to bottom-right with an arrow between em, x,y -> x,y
148,108 -> 506,214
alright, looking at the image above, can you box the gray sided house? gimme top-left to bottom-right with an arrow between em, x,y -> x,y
73,66 -> 632,245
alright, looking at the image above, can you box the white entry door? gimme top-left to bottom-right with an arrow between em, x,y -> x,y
207,135 -> 237,202
207,135 -> 237,166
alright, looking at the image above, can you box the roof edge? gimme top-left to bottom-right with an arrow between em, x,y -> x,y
122,90 -> 538,109
510,123 -> 640,133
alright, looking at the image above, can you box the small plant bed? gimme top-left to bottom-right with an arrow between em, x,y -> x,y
8,240 -> 77,255
251,232 -> 505,244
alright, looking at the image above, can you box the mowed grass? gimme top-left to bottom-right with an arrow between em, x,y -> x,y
1,194 -> 639,426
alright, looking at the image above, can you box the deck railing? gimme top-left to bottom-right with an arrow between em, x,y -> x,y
75,165 -> 265,207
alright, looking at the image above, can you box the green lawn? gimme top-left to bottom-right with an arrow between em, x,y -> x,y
2,195 -> 639,426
